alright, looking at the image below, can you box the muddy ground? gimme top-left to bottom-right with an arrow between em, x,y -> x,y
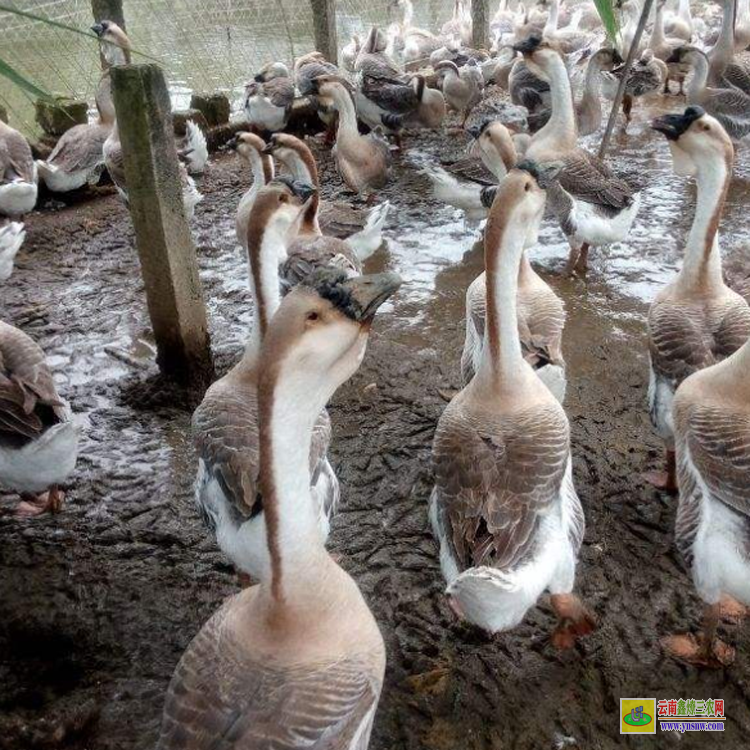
2,100 -> 750,750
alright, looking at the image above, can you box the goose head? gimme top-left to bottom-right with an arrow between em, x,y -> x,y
468,120 -> 518,175
651,106 -> 734,177
231,131 -> 271,170
91,20 -> 131,67
512,34 -> 562,80
263,133 -> 318,185
665,44 -> 704,66
255,61 -> 290,82
308,74 -> 348,99
363,26 -> 389,54
259,268 -> 402,403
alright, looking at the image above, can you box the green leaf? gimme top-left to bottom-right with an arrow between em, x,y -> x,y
0,56 -> 53,101
592,0 -> 620,43
0,3 -> 160,63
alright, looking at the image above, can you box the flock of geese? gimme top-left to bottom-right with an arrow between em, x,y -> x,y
2,0 -> 750,747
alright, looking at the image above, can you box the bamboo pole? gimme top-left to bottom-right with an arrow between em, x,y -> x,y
598,0 -> 654,160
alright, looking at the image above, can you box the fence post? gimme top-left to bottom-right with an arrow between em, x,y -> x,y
91,0 -> 126,29
472,0 -> 490,50
110,64 -> 214,388
310,0 -> 338,65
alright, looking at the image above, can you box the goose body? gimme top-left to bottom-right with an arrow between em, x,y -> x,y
435,59 -> 484,127
264,133 -> 389,261
390,0 -> 442,63
646,107 -> 750,491
430,164 -> 591,641
382,76 -> 446,130
708,0 -> 750,95
356,73 -> 420,135
650,0 -> 690,93
0,120 -> 37,217
355,27 -> 402,79
0,320 -> 79,515
244,62 -> 295,134
37,71 -> 114,193
0,220 -> 25,282
518,35 -> 640,274
193,179 -> 339,582
601,49 -> 667,127
163,268 -> 401,750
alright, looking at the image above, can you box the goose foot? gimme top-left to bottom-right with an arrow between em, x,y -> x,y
564,243 -> 589,277
550,593 -> 596,649
662,634 -> 734,668
14,486 -> 64,517
718,594 -> 749,625
643,450 -> 677,493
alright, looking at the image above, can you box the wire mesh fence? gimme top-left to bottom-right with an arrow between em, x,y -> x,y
0,0 -> 456,136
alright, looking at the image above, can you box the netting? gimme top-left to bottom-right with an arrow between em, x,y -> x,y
0,0 -> 456,135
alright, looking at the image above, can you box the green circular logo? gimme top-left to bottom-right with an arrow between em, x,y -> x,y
624,713 -> 652,727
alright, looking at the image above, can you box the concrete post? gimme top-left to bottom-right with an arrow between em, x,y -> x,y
472,0 -> 490,50
110,64 -> 214,387
310,0 -> 338,65
91,0 -> 126,29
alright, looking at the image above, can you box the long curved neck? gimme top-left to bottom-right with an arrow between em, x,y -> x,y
650,2 -> 666,46
401,0 -> 414,29
298,192 -> 322,235
259,365 -> 330,602
709,0 -> 736,79
245,220 -> 284,357
331,87 -> 359,137
678,0 -> 691,24
283,147 -> 320,186
96,73 -> 116,125
544,0 -> 560,35
686,52 -> 709,101
578,53 -> 604,123
533,55 -> 577,149
476,211 -> 529,390
676,150 -> 731,293
250,151 -> 274,187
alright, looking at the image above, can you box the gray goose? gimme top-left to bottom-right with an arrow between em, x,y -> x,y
0,320 -> 79,516
192,179 -> 339,583
0,119 -> 37,218
646,107 -> 750,492
160,268 -> 400,750
243,61 -> 295,134
430,163 -> 593,645
707,0 -> 750,95
663,333 -> 750,667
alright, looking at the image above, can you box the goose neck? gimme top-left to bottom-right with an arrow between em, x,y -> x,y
332,86 -> 359,136
283,148 -> 319,187
677,150 -> 731,293
544,0 -> 560,36
650,2 -> 666,46
533,54 -> 577,148
686,52 -> 709,101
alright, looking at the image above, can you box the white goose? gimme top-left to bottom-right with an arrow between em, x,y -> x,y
0,120 -> 37,218
430,164 -> 593,644
646,107 -> 750,492
0,320 -> 80,516
158,268 -> 400,750
0,219 -> 25,282
192,178 -> 338,583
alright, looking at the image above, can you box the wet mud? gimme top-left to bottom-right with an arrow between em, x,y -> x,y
1,96 -> 750,750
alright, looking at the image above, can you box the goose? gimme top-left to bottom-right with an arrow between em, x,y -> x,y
160,268 -> 400,750
230,132 -> 274,251
389,0 -> 443,63
0,320 -> 80,516
516,35 -> 641,275
460,229 -> 567,400
342,34 -> 362,72
441,0 -> 473,47
355,26 -> 402,79
381,75 -> 446,130
355,73 -> 420,146
663,0 -> 694,42
0,219 -> 25,282
707,0 -> 750,95
308,76 -> 391,194
192,178 -> 340,583
0,120 -> 38,218
423,119 -> 520,220
668,46 -> 750,143
177,120 -> 209,175
90,19 -> 130,67
542,0 -> 593,55
601,49 -> 668,129
662,328 -> 750,666
650,0 -> 690,94
263,133 -> 389,260
435,59 -> 484,127
430,163 -> 593,643
243,61 -> 295,134
36,71 -> 115,193
646,106 -> 750,492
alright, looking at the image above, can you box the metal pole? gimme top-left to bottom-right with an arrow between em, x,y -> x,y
598,0 -> 654,160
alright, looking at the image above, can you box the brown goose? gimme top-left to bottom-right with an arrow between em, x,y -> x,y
0,119 -> 37,217
263,133 -> 389,260
430,163 -> 593,645
646,107 -> 750,492
354,26 -> 402,78
192,179 -> 339,583
663,334 -> 750,667
707,0 -> 750,95
158,268 -> 400,750
0,321 -> 79,516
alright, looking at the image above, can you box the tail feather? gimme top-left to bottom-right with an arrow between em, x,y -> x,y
381,112 -> 406,131
0,221 -> 25,282
183,121 -> 209,174
346,200 -> 390,261
36,159 -> 59,178
423,166 -> 485,212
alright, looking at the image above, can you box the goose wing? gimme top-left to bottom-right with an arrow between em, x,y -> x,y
158,601 -> 381,750
705,88 -> 750,141
263,77 -> 295,109
722,62 -> 750,95
443,155 -> 497,186
558,150 -> 635,214
0,128 -> 35,184
433,401 -> 571,570
360,75 -> 419,114
46,123 -> 109,172
281,236 -> 360,290
0,321 -> 64,446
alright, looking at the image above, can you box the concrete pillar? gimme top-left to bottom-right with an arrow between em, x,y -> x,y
472,0 -> 490,50
91,0 -> 126,29
310,0 -> 338,66
110,64 -> 214,387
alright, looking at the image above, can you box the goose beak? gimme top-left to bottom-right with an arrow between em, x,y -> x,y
261,141 -> 277,155
651,107 -> 704,141
253,73 -> 264,83
344,272 -> 402,323
226,135 -> 239,150
512,35 -> 542,55
91,22 -> 104,36
289,180 -> 316,202
467,124 -> 483,139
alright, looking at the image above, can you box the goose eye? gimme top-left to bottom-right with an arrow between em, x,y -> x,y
279,193 -> 289,204
307,311 -> 319,322
524,182 -> 531,192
